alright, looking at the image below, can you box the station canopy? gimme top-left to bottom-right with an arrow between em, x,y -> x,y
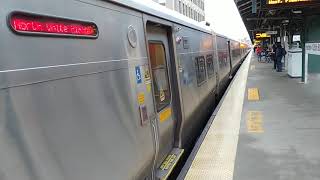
235,0 -> 320,41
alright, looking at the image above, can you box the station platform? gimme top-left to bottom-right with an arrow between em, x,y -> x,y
178,51 -> 320,180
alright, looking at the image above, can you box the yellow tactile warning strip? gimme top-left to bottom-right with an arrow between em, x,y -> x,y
184,52 -> 252,180
248,88 -> 260,101
246,111 -> 264,133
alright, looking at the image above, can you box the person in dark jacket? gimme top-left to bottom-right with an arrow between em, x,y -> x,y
275,43 -> 286,72
272,44 -> 277,69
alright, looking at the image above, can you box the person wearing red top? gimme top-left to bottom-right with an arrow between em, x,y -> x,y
256,46 -> 262,62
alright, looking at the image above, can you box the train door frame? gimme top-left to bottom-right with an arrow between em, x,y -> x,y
142,14 -> 184,179
227,40 -> 233,78
212,33 -> 221,99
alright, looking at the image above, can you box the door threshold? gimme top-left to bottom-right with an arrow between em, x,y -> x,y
156,148 -> 184,180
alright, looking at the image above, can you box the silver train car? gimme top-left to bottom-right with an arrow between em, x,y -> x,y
0,0 -> 250,180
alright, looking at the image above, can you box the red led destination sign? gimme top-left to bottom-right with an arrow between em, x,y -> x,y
9,12 -> 98,38
265,0 -> 319,9
267,0 -> 312,4
266,0 -> 316,6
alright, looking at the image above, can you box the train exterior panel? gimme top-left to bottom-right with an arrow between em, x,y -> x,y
1,1 -> 155,179
230,40 -> 242,73
216,35 -> 232,93
0,0 -> 250,179
173,24 -> 217,149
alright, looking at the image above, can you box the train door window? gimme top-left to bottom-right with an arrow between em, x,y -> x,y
195,56 -> 206,86
217,37 -> 224,68
183,4 -> 186,15
149,42 -> 171,112
206,54 -> 214,78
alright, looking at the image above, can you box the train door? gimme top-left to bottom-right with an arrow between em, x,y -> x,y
227,40 -> 233,77
146,24 -> 183,180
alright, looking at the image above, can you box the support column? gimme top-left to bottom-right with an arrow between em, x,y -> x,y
301,16 -> 306,83
284,26 -> 289,70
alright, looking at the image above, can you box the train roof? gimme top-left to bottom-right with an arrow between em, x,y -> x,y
108,0 -> 249,45
109,0 -> 212,34
215,32 -> 250,45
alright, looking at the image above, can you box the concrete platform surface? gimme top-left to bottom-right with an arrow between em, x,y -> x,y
234,54 -> 320,180
179,52 -> 320,180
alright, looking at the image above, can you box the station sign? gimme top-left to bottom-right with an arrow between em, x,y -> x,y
265,0 -> 319,8
267,0 -> 312,5
266,31 -> 278,35
254,40 -> 261,45
256,33 -> 271,39
306,42 -> 320,55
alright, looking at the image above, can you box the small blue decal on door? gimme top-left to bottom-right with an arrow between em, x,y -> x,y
135,66 -> 142,84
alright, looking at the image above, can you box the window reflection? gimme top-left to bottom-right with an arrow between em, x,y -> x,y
149,42 -> 171,112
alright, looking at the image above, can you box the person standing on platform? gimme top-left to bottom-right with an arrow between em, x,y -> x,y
256,46 -> 262,62
275,43 -> 286,72
272,44 -> 277,69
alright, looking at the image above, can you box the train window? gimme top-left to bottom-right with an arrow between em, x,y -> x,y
217,36 -> 228,68
231,42 -> 241,61
195,56 -> 206,85
148,42 -> 171,112
206,54 -> 214,78
183,37 -> 189,49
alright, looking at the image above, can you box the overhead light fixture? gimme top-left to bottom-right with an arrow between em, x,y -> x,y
292,10 -> 302,14
282,19 -> 290,24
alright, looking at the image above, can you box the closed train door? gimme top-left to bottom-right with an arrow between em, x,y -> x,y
146,24 -> 183,179
227,40 -> 233,76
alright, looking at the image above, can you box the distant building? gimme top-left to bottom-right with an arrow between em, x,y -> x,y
152,0 -> 205,22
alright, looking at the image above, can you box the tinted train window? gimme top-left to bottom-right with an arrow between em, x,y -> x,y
149,42 -> 171,112
206,54 -> 214,77
216,36 -> 229,68
195,56 -> 206,85
231,42 -> 241,61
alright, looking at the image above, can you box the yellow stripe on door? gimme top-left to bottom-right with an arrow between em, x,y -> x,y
137,92 -> 145,105
248,88 -> 260,101
247,111 -> 264,133
159,108 -> 172,122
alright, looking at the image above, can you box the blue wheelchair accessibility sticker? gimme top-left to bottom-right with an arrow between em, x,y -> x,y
135,66 -> 142,84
